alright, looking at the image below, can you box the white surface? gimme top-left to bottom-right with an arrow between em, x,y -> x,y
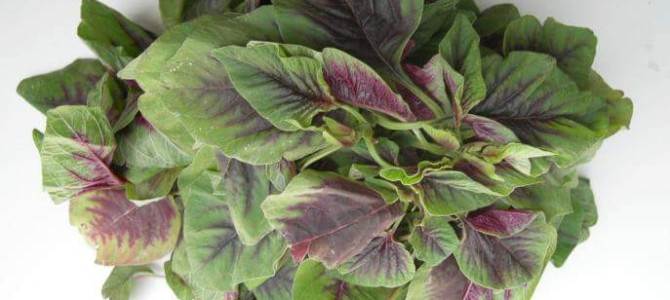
0,0 -> 667,299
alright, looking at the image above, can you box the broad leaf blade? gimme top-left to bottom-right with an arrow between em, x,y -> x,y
466,209 -> 537,238
274,0 -> 422,69
262,170 -> 404,268
180,148 -> 286,291
78,0 -> 155,70
87,72 -> 127,126
322,48 -> 416,122
164,260 -> 195,300
116,116 -> 193,169
247,262 -> 297,300
215,43 -> 336,131
418,170 -> 502,216
553,178 -> 598,267
505,182 -> 573,227
118,16 -> 222,91
292,260 -> 395,300
69,189 -> 181,265
335,234 -> 415,288
408,216 -> 459,266
407,256 -> 526,300
473,4 -> 520,52
40,106 -> 123,204
102,266 -> 153,300
504,16 -> 597,87
137,9 -> 329,164
17,59 -> 106,114
455,213 -> 555,289
439,14 -> 486,114
160,0 -> 241,28
217,157 -> 273,245
472,52 -> 609,167
171,242 -> 242,298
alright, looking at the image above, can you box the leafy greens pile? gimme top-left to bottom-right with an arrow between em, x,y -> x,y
18,0 -> 633,299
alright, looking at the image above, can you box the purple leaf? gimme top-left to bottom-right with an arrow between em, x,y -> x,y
466,209 -> 537,238
262,170 -> 404,268
407,257 -> 527,300
454,214 -> 554,289
462,114 -> 519,144
335,234 -> 415,288
323,48 -> 417,122
274,0 -> 422,69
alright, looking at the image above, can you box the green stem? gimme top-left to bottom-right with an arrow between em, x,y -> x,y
394,73 -> 445,119
363,137 -> 394,168
340,105 -> 368,125
375,115 -> 426,130
412,128 -> 429,144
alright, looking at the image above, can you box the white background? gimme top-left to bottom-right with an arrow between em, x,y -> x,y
0,0 -> 668,299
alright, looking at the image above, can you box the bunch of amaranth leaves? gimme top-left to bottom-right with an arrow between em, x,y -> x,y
18,0 -> 633,299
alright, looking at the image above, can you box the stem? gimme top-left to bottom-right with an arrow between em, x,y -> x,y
340,105 -> 368,125
374,115 -> 426,130
363,137 -> 394,168
412,128 -> 429,144
394,73 -> 445,119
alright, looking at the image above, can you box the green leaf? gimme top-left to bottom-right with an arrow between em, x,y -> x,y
116,117 -> 193,169
553,178 -> 598,267
292,260 -> 396,300
246,262 -> 297,300
125,167 -> 181,201
456,0 -> 480,14
439,14 -> 486,114
118,16 -> 223,92
472,52 -> 609,168
180,148 -> 286,291
17,59 -> 106,114
505,182 -> 574,227
417,170 -> 502,216
216,156 -> 274,245
409,216 -> 460,266
215,43 -> 336,131
40,106 -> 123,204
407,0 -> 461,64
78,0 -> 155,70
464,142 -> 554,176
473,4 -> 520,52
585,70 -> 634,136
335,234 -> 415,288
171,242 -> 241,299
179,147 -> 272,245
69,188 -> 181,265
262,170 -> 404,268
32,129 -> 44,151
504,16 -> 597,87
160,0 -> 242,28
102,266 -> 153,300
87,72 -> 126,127
135,10 -> 329,164
266,159 -> 296,192
455,213 -> 555,289
164,260 -> 195,300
